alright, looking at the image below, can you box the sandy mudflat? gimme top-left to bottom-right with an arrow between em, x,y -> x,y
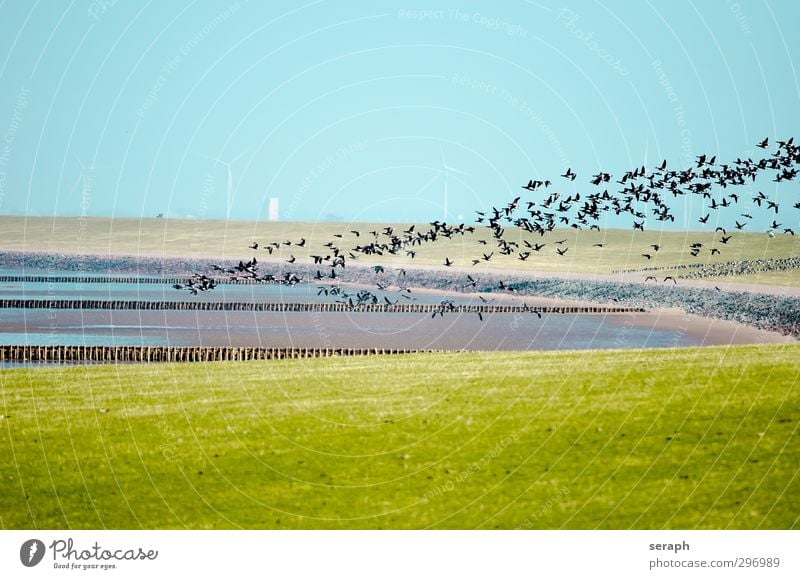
609,308 -> 795,346
0,308 -> 779,350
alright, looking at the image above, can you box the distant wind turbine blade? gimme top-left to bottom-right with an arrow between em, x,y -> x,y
198,153 -> 225,165
74,156 -> 107,174
226,167 -> 235,219
443,173 -> 448,220
65,172 -> 85,198
443,165 -> 470,176
416,171 -> 443,194
230,149 -> 248,164
74,155 -> 87,173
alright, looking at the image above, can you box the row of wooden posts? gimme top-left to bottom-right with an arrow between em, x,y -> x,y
0,345 -> 432,364
0,275 -> 262,284
0,298 -> 644,314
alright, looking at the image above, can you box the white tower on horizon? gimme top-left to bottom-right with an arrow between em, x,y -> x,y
268,197 -> 279,221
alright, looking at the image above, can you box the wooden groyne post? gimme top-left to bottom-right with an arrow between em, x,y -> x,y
0,345 -> 435,365
0,299 -> 647,315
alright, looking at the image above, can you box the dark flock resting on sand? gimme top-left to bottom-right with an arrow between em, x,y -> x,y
615,256 -> 800,280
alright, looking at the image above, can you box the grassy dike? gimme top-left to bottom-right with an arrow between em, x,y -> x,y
2,215 -> 799,280
1,345 -> 798,529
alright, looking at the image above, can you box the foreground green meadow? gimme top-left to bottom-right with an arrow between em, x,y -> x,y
1,345 -> 798,529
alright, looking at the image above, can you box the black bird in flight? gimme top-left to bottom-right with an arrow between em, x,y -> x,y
498,280 -> 515,292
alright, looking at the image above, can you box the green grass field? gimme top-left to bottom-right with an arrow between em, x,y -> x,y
1,345 -> 798,529
2,216 -> 798,282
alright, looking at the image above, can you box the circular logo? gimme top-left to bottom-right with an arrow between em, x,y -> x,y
20,539 -> 45,567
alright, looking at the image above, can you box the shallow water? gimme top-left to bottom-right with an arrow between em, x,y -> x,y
0,277 -> 455,305
0,269 -> 702,352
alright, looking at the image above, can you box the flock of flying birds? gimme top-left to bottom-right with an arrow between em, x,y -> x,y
174,138 -> 800,319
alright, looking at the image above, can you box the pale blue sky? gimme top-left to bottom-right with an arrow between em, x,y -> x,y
0,1 -> 798,230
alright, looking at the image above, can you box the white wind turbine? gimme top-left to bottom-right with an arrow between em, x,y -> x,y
439,146 -> 469,222
69,156 -> 105,197
201,150 -> 247,220
74,156 -> 104,181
